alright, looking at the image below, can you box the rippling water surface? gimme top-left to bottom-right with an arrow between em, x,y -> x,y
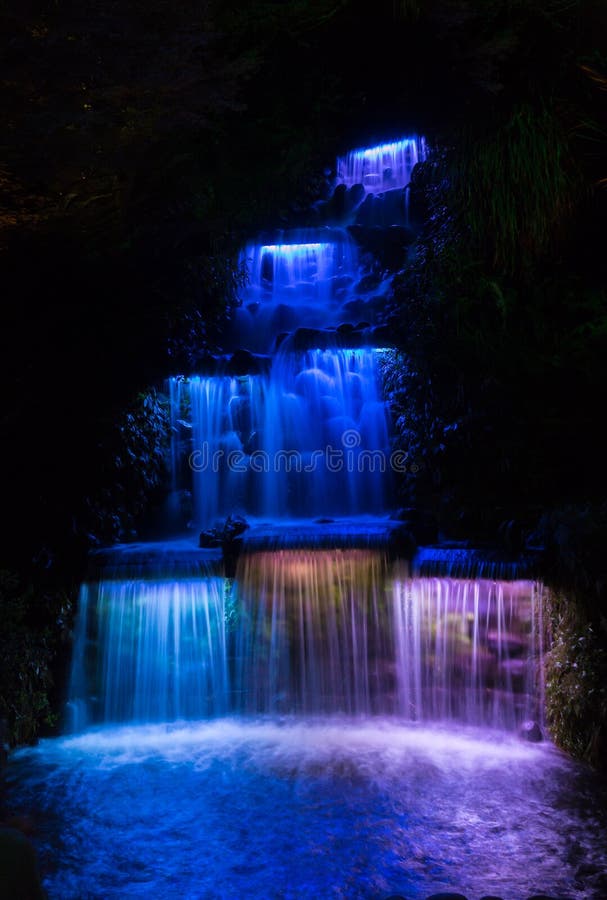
8,719 -> 607,899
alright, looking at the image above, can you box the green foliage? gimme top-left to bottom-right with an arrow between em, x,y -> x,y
544,590 -> 607,768
0,571 -> 72,748
449,104 -> 582,272
383,84 -> 607,535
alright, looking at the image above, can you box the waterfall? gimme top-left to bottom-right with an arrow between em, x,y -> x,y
67,132 -> 548,738
68,554 -> 228,729
172,348 -> 392,527
241,232 -> 358,300
232,549 -> 392,715
173,372 -> 268,528
67,549 -> 543,731
392,575 -> 544,729
232,229 -> 360,352
336,136 -> 427,193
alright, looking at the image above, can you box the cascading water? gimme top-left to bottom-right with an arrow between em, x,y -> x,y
82,131 -> 545,731
231,552 -> 543,725
12,135 -> 606,900
68,551 -> 228,730
170,371 -> 267,528
392,575 -> 545,729
231,228 -> 361,352
68,548 -> 544,733
232,549 -> 392,716
71,579 -> 227,726
336,136 -> 427,192
170,347 -> 392,527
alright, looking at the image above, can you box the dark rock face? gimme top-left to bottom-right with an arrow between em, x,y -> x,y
348,222 -> 416,270
199,529 -> 221,548
187,352 -> 219,375
355,272 -> 382,294
288,326 -> 369,350
0,826 -> 46,900
226,349 -> 272,376
316,182 -> 366,224
387,523 -> 417,559
365,324 -> 396,346
390,507 -> 438,544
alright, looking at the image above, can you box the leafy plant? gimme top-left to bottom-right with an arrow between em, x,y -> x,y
82,389 -> 172,544
544,590 -> 607,768
447,104 -> 582,273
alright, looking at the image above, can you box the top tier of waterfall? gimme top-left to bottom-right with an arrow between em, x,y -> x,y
335,136 -> 427,193
227,136 -> 427,354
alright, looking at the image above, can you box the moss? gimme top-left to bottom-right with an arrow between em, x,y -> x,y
544,589 -> 607,769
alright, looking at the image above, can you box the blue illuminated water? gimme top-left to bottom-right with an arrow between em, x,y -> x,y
336,136 -> 427,193
67,577 -> 228,731
232,228 -> 364,352
170,348 -> 392,528
241,233 -> 358,302
9,720 -> 607,899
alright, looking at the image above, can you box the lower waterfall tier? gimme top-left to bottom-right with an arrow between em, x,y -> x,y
68,547 -> 545,733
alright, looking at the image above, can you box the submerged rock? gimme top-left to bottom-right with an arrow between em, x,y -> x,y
426,893 -> 469,900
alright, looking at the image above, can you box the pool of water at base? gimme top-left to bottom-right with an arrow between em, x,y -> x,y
7,719 -> 607,900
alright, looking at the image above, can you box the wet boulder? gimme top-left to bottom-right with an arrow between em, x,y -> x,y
519,720 -> 543,743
